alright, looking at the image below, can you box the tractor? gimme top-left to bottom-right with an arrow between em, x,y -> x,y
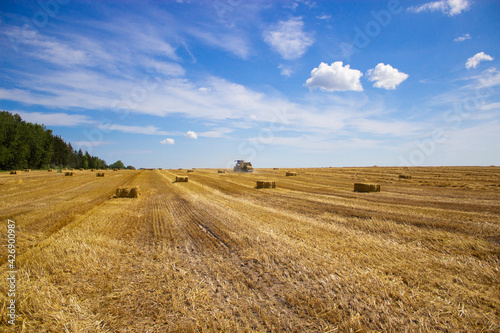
234,160 -> 253,172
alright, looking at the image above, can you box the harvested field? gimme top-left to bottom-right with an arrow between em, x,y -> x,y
0,166 -> 499,332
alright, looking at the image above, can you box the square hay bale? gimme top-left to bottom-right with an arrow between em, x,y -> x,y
273,168 -> 280,170
91,169 -> 95,171
256,181 -> 276,189
96,173 -> 105,177
354,183 -> 380,193
115,186 -> 140,198
25,169 -> 30,172
65,172 -> 74,176
113,168 -> 118,171
178,168 -> 183,170
218,170 -> 226,173
48,169 -> 53,172
286,172 -> 297,176
176,176 -> 189,182
187,169 -> 194,173
158,168 -> 163,170
399,174 -> 412,179
79,168 -> 84,171
10,171 -> 17,175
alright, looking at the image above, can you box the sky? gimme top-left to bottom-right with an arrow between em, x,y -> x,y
0,0 -> 499,169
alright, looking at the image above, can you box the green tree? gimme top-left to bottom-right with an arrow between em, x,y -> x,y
110,160 -> 125,169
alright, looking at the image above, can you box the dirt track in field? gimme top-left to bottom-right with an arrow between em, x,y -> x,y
0,167 -> 499,332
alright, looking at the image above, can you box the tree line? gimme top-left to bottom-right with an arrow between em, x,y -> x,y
0,111 -> 124,170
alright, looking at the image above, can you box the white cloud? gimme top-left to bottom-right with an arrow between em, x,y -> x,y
278,64 -> 293,77
160,138 -> 175,145
454,33 -> 471,42
264,17 -> 314,60
101,124 -> 175,136
366,63 -> 409,90
408,0 -> 470,16
187,29 -> 249,59
305,62 -> 363,92
466,52 -> 494,69
316,14 -> 331,20
198,128 -> 233,138
185,131 -> 198,139
10,111 -> 93,127
73,140 -> 113,147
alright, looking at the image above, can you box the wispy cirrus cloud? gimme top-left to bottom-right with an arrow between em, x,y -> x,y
408,0 -> 471,16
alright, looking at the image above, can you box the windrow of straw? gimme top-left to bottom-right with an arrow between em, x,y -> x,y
256,181 -> 276,189
115,187 -> 140,198
354,183 -> 380,193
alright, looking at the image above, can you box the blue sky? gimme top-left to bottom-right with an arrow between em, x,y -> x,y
1,0 -> 499,168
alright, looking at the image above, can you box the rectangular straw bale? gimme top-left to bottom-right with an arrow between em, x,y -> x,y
176,176 -> 189,182
354,183 -> 380,193
256,181 -> 276,189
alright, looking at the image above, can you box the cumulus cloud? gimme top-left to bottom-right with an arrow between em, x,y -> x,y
160,138 -> 175,145
408,0 -> 470,16
454,33 -> 471,42
366,63 -> 409,90
305,62 -> 363,92
185,131 -> 198,139
264,17 -> 314,60
466,52 -> 494,69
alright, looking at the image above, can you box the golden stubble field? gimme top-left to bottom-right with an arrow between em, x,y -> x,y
0,166 -> 499,332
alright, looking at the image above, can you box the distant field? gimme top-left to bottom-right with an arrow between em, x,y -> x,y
1,167 -> 499,331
